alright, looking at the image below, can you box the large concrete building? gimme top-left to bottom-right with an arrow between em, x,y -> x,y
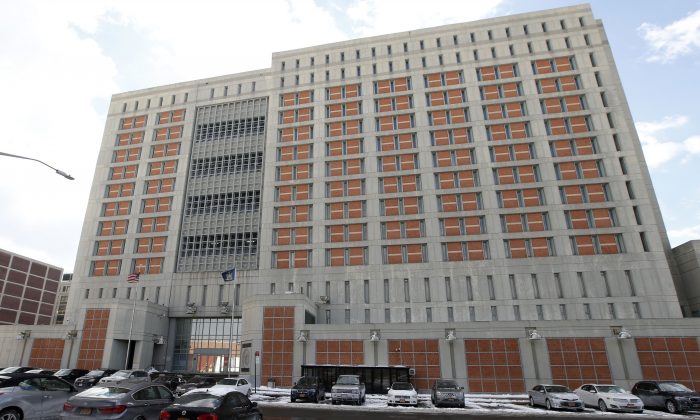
24,3 -> 698,392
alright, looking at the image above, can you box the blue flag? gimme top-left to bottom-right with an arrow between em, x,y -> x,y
221,268 -> 236,282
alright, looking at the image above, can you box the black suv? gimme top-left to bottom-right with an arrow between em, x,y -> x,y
175,375 -> 217,396
291,376 -> 325,403
54,369 -> 89,384
632,381 -> 700,414
73,369 -> 118,390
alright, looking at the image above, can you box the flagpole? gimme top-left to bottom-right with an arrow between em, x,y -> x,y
125,287 -> 136,369
227,280 -> 233,378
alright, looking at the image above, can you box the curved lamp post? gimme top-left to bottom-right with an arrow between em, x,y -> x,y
0,151 -> 74,180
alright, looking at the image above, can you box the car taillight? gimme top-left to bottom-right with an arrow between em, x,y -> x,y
98,405 -> 127,414
196,414 -> 218,420
159,410 -> 171,420
63,403 -> 74,412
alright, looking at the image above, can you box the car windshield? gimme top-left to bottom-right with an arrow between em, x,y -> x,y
297,377 -> 317,386
54,369 -> 72,376
217,379 -> 237,385
77,387 -> 130,398
175,393 -> 222,408
86,370 -> 105,377
596,386 -> 625,393
111,370 -> 131,378
155,376 -> 175,383
659,383 -> 693,392
545,386 -> 571,393
436,380 -> 458,389
0,368 -> 23,373
392,383 -> 414,390
336,376 -> 359,385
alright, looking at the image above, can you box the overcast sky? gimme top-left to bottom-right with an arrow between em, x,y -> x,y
1,0 -> 699,270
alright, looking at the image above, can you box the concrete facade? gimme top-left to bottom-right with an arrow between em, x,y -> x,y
672,240 -> 700,316
4,3 -> 696,393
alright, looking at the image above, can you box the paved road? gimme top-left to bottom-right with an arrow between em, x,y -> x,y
260,404 -> 689,420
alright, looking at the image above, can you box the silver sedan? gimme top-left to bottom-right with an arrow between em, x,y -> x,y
61,381 -> 174,420
529,384 -> 584,411
0,374 -> 77,420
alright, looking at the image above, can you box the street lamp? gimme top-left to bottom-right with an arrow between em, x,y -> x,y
0,151 -> 74,180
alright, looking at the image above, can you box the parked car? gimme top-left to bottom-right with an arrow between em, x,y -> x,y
74,369 -> 118,390
528,384 -> 584,411
291,376 -> 325,403
54,369 -> 89,384
159,391 -> 262,420
632,380 -> 700,414
98,370 -> 149,385
0,367 -> 35,375
387,382 -> 418,407
574,384 -> 643,413
62,380 -> 174,419
331,375 -> 365,405
25,369 -> 56,375
175,376 -> 217,396
431,379 -> 465,408
0,373 -> 77,420
184,378 -> 252,397
153,374 -> 186,392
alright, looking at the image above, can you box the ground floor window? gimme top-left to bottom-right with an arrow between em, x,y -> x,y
173,317 -> 241,373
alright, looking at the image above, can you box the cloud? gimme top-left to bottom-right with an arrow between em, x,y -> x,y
344,0 -> 504,37
639,9 -> 700,63
635,116 -> 700,168
668,224 -> 700,247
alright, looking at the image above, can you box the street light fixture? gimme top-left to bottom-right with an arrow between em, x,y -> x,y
0,151 -> 74,180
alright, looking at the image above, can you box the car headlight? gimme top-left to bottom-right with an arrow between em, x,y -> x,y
351,389 -> 359,394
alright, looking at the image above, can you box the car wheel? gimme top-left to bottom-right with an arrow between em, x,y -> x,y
598,399 -> 608,412
666,399 -> 678,414
529,396 -> 535,407
545,399 -> 552,410
0,409 -> 21,420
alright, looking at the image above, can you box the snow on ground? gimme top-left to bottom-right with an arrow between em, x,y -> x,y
249,386 -> 700,418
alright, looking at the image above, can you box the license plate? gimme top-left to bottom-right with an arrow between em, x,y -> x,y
400,399 -> 406,402
178,417 -> 188,420
79,408 -> 92,415
627,404 -> 636,407
299,393 -> 306,397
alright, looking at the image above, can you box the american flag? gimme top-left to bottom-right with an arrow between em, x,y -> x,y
127,272 -> 140,283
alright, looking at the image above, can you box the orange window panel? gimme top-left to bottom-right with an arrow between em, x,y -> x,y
445,242 -> 463,261
449,108 -> 467,124
328,226 -> 344,242
383,198 -> 400,216
385,245 -> 403,264
405,244 -> 424,263
346,159 -> 362,175
539,79 -> 558,94
554,57 -> 573,72
282,93 -> 296,106
575,236 -> 596,255
560,76 -> 578,91
453,128 -> 470,144
404,220 -> 422,238
458,171 -> 475,188
281,110 -> 295,124
279,128 -> 294,142
432,130 -> 450,146
379,136 -> 396,151
543,98 -> 562,113
117,134 -> 130,146
275,251 -> 290,269
346,139 -> 363,154
346,102 -> 361,116
425,73 -> 442,88
445,71 -> 462,85
592,209 -> 613,228
586,184 -> 607,203
154,216 -> 169,232
298,90 -> 313,104
279,146 -> 294,161
327,181 -> 344,198
347,179 -> 363,196
95,241 -> 108,256
384,221 -> 401,239
498,64 -> 516,79
558,162 -> 577,180
502,83 -> 520,98
327,141 -> 342,156
142,198 -> 157,213
325,161 -> 341,177
383,177 -> 399,193
553,140 -> 573,157
530,238 -> 551,257
402,175 -> 418,192
575,138 -> 595,155
440,194 -> 458,212
564,96 -> 584,112
482,85 -> 499,100
429,92 -> 446,106
121,117 -> 134,129
135,238 -> 150,254
163,160 -> 177,174
462,193 -> 480,211
376,80 -> 392,94
569,210 -> 590,229
277,227 -> 293,245
346,120 -> 362,135
133,115 -> 146,128
464,216 -> 482,234
549,119 -> 567,135
164,143 -> 180,157
378,116 -> 393,131
489,124 -> 507,141
580,160 -> 601,178
505,102 -> 524,118
294,250 -> 309,268
535,59 -> 553,74
431,110 -> 448,126
486,104 -> 503,120
328,203 -> 344,219
562,186 -> 584,204
599,234 -> 620,254
328,86 -> 343,100
396,96 -> 411,110
513,143 -> 532,160
464,242 -> 483,260
276,207 -> 292,223
497,168 -> 516,184
394,78 -> 409,92
148,257 -> 163,274
570,116 -> 590,133
298,205 -> 312,222
157,112 -> 170,124
296,184 -> 311,200
479,66 -> 497,81
435,151 -> 452,167
295,227 -> 310,244
297,164 -> 311,179
347,247 -> 365,265
447,89 -> 464,104
329,248 -> 345,266
347,201 -> 364,218
298,125 -> 312,140
504,214 -> 524,233
500,190 -> 519,208
297,144 -> 312,159
376,98 -> 393,113
509,239 -> 528,258
297,108 -> 312,122
277,186 -> 293,201
348,224 -> 364,241
443,218 -> 461,236
169,126 -> 182,139
396,114 -> 413,129
345,84 -> 361,97
526,213 -> 546,231
437,172 -> 456,189
151,237 -> 167,252
399,154 -> 416,170
522,189 -> 542,206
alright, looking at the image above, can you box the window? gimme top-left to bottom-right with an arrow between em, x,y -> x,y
424,278 -> 431,302
325,281 -> 331,299
445,277 -> 452,301
491,306 -> 498,321
554,273 -> 563,298
633,302 -> 642,318
466,276 -> 473,300
426,307 -> 432,322
344,281 -> 350,304
469,306 -> 475,321
306,281 -> 312,298
447,307 -> 454,322
288,282 -> 294,292
583,303 -> 592,319
345,309 -> 351,324
364,280 -> 370,304
385,308 -> 391,323
578,272 -> 587,297
365,309 -> 370,323
326,310 -> 331,324
536,305 -> 544,320
531,274 -> 540,299
509,275 -> 518,299
608,303 -> 616,319
403,278 -> 410,302
405,308 -> 411,323
560,304 -> 568,320
487,275 -> 495,300
601,271 -> 611,297
625,270 -> 636,296
270,283 -> 276,294
384,279 -> 390,303
513,305 -> 521,320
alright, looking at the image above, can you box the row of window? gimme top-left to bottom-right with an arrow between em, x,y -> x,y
194,117 -> 266,141
105,178 -> 175,198
190,153 -> 263,177
179,233 -> 259,257
93,236 -> 167,256
184,191 -> 261,215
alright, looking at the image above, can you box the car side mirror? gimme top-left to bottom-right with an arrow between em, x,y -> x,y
590,390 -> 597,394
539,390 -> 545,393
